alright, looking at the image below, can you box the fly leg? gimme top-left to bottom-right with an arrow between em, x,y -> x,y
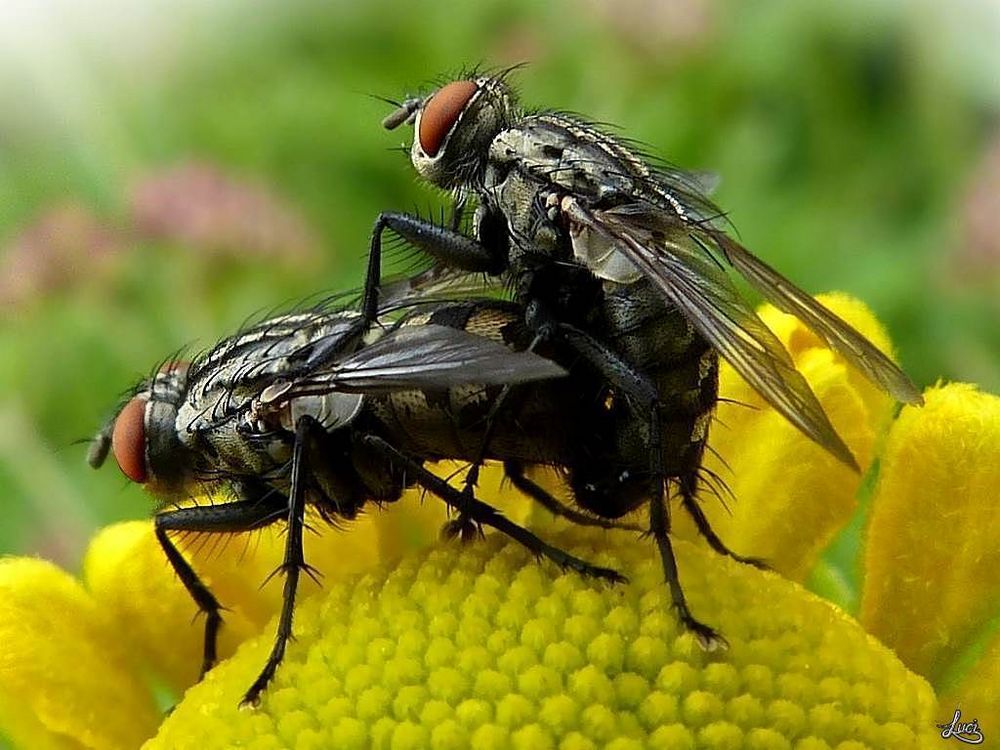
442,378 -> 523,542
354,211 -> 508,539
301,211 -> 492,370
678,479 -> 768,569
649,476 -> 728,651
536,309 -> 727,649
369,211 -> 505,275
446,331 -> 548,541
241,415 -> 323,707
361,434 -> 627,583
448,289 -> 577,536
643,402 -> 727,650
503,460 -> 644,533
154,482 -> 289,680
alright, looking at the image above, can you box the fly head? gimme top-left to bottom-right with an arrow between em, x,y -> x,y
384,75 -> 518,190
89,361 -> 195,495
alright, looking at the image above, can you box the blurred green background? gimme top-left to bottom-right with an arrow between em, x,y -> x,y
0,0 -> 997,574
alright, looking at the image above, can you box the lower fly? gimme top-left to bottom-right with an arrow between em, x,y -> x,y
89,296 -> 640,705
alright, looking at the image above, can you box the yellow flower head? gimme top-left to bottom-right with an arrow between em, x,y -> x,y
0,295 -> 996,749
152,526 -> 937,750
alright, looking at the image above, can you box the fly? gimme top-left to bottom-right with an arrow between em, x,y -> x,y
89,297 -> 641,706
367,69 -> 924,648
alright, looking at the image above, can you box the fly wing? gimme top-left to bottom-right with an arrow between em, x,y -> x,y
379,264 -> 501,309
285,324 -> 565,395
564,198 -> 859,470
709,232 -> 923,405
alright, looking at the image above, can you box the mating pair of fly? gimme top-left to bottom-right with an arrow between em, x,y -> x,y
89,69 -> 923,706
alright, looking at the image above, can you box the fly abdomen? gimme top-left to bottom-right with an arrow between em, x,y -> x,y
366,302 -> 581,466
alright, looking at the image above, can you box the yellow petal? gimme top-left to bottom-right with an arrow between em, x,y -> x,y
860,383 -> 1000,686
83,520 -> 272,693
759,292 -> 900,439
0,558 -> 159,750
81,477 -> 507,696
674,294 -> 894,580
938,625 -> 1000,732
371,472 -> 451,555
147,526 -> 938,749
83,503 -> 402,694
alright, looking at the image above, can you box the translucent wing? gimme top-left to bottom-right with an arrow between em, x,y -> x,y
564,198 -> 859,469
710,232 -> 923,405
379,264 -> 502,310
285,269 -> 504,374
285,323 -> 565,396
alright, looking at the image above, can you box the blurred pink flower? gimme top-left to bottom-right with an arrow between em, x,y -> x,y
0,203 -> 123,307
961,133 -> 1000,278
582,0 -> 715,58
129,162 -> 320,263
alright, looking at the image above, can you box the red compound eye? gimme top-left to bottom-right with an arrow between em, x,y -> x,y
112,396 -> 148,483
418,80 -> 478,157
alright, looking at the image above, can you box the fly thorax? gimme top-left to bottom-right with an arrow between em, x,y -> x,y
489,117 -> 620,198
488,122 -> 566,175
489,116 -> 642,283
485,170 -> 563,264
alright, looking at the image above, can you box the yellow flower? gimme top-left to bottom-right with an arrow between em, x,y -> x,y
1,295 -> 995,749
